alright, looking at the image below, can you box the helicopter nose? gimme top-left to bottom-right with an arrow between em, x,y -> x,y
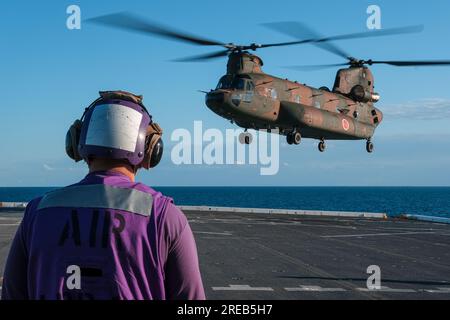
205,91 -> 238,121
206,92 -> 224,106
205,91 -> 226,114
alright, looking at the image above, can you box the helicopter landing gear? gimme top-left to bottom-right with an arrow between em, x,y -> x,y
286,135 -> 293,145
287,131 -> 301,145
366,139 -> 374,153
239,132 -> 253,145
318,139 -> 326,152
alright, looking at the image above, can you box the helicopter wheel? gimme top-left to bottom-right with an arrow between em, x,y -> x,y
239,132 -> 253,145
366,140 -> 374,153
287,131 -> 301,145
318,140 -> 326,152
286,134 -> 294,145
293,132 -> 302,145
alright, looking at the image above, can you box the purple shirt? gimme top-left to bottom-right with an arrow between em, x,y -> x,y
1,171 -> 205,300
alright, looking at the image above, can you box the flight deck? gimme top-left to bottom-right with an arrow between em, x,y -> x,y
1,206 -> 449,300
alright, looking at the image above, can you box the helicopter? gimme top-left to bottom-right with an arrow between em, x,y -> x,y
88,13 -> 450,153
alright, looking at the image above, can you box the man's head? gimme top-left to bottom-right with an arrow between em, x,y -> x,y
65,91 -> 164,177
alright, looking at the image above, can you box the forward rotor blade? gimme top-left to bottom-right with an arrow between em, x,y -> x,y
172,49 -> 230,62
263,22 -> 352,59
86,12 -> 226,47
369,60 -> 450,67
257,39 -> 319,49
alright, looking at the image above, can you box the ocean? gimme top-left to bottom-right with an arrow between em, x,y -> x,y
0,187 -> 449,218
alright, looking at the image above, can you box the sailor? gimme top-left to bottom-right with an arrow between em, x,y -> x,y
2,91 -> 205,300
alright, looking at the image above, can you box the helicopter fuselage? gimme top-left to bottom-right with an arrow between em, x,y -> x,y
205,71 -> 383,141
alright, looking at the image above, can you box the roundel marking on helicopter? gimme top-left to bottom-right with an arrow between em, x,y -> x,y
342,119 -> 350,131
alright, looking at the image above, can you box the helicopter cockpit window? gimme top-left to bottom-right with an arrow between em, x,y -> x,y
216,76 -> 255,93
231,78 -> 246,90
216,76 -> 233,89
216,76 -> 254,92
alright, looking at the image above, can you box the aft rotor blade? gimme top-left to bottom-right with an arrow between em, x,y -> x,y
258,25 -> 423,50
320,25 -> 424,42
86,12 -> 226,47
262,22 -> 423,59
286,63 -> 350,71
173,49 -> 230,62
369,60 -> 450,67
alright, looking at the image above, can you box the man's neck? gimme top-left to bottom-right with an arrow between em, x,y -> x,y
88,160 -> 136,182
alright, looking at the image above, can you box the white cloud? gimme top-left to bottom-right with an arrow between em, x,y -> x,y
43,164 -> 55,171
42,163 -> 84,172
383,98 -> 450,120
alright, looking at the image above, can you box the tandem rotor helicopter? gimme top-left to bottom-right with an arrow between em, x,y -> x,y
88,13 -> 450,153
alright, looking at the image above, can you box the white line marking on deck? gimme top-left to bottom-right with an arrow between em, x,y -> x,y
321,231 -> 436,238
212,285 -> 274,291
285,285 -> 346,292
356,286 -> 416,293
424,287 -> 450,293
195,231 -> 232,236
378,227 -> 436,231
0,224 -> 20,226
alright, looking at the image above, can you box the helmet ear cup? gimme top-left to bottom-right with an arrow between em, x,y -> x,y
141,122 -> 163,170
65,120 -> 83,162
142,134 -> 164,170
149,138 -> 163,168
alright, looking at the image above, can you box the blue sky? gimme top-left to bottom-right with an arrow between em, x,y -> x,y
1,0 -> 450,186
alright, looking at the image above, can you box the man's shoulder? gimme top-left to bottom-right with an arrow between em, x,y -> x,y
130,183 -> 184,220
131,183 -> 174,206
163,201 -> 186,223
21,195 -> 45,222
145,187 -> 186,226
24,184 -> 74,216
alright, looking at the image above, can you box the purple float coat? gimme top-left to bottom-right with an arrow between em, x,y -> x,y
1,171 -> 205,300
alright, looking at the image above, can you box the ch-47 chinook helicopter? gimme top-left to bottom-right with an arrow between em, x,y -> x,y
88,14 -> 450,153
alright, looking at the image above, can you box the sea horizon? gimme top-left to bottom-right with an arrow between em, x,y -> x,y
1,186 -> 449,218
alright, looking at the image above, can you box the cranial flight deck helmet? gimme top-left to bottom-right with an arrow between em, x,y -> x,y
66,91 -> 163,169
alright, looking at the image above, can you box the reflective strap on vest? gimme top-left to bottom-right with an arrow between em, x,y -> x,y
37,184 -> 153,217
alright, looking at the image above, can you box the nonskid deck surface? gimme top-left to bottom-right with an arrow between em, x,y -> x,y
1,209 -> 450,300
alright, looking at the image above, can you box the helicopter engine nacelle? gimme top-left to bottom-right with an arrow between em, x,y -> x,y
350,85 -> 380,103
